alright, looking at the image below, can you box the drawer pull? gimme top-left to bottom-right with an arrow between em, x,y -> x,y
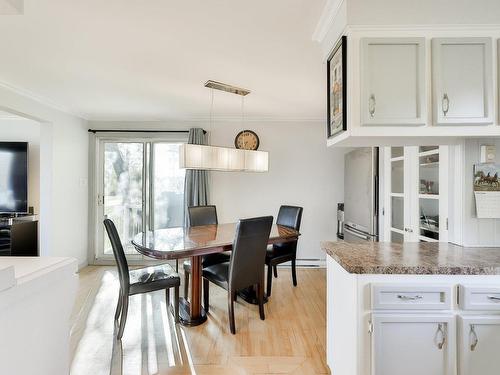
470,324 -> 478,351
487,295 -> 500,302
435,323 -> 446,350
397,294 -> 423,301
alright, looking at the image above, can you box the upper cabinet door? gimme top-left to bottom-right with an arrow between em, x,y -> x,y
361,38 -> 426,126
432,38 -> 493,125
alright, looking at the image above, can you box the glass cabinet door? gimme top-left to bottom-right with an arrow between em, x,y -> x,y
418,147 -> 440,241
389,147 -> 405,243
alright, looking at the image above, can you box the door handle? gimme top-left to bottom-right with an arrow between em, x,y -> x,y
369,94 -> 376,117
470,324 -> 478,351
344,225 -> 370,241
442,93 -> 449,117
435,323 -> 446,350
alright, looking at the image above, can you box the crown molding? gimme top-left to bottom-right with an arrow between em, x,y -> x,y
346,23 -> 500,32
312,0 -> 345,43
0,80 -> 88,120
87,115 -> 325,124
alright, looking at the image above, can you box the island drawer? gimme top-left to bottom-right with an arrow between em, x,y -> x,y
459,285 -> 500,311
372,284 -> 453,310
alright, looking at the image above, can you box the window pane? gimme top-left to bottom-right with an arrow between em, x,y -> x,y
420,198 -> 439,240
419,153 -> 439,195
104,143 -> 144,254
391,160 -> 404,194
419,146 -> 438,153
391,196 -> 404,231
391,231 -> 404,243
153,143 -> 186,229
391,147 -> 404,158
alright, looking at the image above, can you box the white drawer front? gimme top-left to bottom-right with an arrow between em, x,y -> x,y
372,284 -> 453,310
459,285 -> 500,311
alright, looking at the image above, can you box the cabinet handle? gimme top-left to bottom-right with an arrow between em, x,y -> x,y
487,295 -> 500,302
404,227 -> 414,233
397,294 -> 423,301
442,93 -> 449,117
435,323 -> 446,350
470,324 -> 478,351
369,94 -> 376,117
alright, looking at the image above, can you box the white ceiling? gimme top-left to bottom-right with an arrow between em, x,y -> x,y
0,0 -> 327,121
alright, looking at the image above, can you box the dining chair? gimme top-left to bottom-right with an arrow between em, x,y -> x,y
265,205 -> 303,297
202,216 -> 273,334
103,218 -> 180,339
183,205 -> 230,296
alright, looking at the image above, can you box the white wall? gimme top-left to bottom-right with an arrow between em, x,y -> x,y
347,0 -> 500,26
0,119 -> 40,214
210,121 -> 345,263
462,138 -> 500,247
0,84 -> 89,267
89,120 -> 346,264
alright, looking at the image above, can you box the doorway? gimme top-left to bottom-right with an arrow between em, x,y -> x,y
93,133 -> 188,262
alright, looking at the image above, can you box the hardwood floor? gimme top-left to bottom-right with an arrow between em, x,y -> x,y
70,266 -> 328,375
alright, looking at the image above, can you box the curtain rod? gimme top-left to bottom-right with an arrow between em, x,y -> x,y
88,129 -> 199,134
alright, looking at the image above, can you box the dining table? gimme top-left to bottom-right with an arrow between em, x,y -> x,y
131,222 -> 300,327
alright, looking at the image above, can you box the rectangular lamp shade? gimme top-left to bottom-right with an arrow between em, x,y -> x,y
179,144 -> 268,172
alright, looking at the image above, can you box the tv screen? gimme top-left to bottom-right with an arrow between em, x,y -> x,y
0,142 -> 28,213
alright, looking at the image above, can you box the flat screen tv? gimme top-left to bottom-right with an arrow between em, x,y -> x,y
0,142 -> 28,213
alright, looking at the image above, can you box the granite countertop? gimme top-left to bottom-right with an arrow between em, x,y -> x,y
321,241 -> 500,275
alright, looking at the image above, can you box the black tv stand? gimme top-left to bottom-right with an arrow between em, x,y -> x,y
0,215 -> 38,257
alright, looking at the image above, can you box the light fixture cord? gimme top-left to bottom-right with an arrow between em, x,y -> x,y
241,95 -> 247,149
209,88 -> 214,145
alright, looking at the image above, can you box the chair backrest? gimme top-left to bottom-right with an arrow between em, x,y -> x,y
228,216 -> 273,291
103,219 -> 130,289
188,205 -> 218,227
277,205 -> 303,231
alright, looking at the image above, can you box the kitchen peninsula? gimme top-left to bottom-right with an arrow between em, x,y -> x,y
322,241 -> 500,375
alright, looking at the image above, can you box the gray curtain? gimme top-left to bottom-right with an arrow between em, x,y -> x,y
184,128 -> 209,226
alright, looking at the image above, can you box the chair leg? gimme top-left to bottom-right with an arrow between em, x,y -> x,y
203,278 -> 209,313
228,291 -> 236,334
165,288 -> 170,307
266,263 -> 273,297
291,259 -> 297,287
174,286 -> 179,323
184,270 -> 189,298
273,265 -> 278,278
257,282 -> 265,320
175,259 -> 179,272
114,292 -> 123,321
117,295 -> 129,339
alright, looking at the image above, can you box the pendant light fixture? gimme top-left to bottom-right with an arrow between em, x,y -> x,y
179,80 -> 269,172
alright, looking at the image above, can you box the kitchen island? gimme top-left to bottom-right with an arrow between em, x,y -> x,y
321,241 -> 500,375
0,257 -> 78,375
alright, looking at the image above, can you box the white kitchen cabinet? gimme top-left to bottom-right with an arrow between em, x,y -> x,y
383,146 -> 448,242
371,314 -> 455,375
361,38 -> 426,126
458,316 -> 500,375
432,37 -> 493,126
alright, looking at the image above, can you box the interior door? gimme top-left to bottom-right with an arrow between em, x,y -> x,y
94,134 -> 187,262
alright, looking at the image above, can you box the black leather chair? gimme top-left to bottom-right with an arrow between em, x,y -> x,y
104,219 -> 180,339
202,216 -> 273,334
265,205 -> 303,297
183,205 -> 230,296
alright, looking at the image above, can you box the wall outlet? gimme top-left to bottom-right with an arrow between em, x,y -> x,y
480,145 -> 496,163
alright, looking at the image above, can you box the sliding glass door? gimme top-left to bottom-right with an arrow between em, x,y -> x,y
94,134 -> 187,261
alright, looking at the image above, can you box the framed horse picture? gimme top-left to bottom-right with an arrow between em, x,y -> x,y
327,35 -> 347,139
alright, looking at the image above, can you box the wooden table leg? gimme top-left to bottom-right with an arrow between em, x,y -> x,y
177,255 -> 207,326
